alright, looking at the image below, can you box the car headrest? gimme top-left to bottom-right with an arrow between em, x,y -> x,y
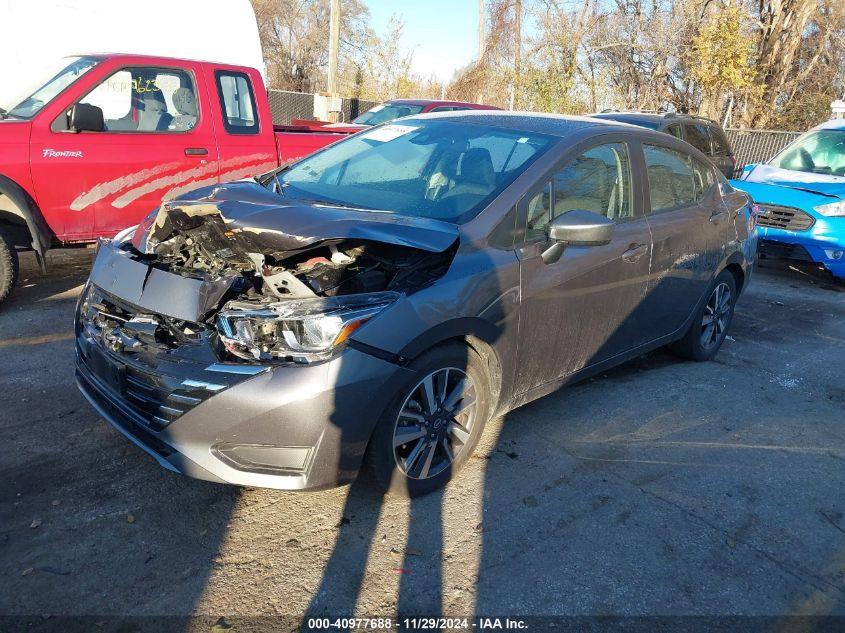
172,87 -> 198,116
139,90 -> 167,112
458,147 -> 495,187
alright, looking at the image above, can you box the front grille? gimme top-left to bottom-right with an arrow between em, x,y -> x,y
757,204 -> 815,231
123,366 -> 203,430
77,337 -> 217,431
77,286 -> 216,431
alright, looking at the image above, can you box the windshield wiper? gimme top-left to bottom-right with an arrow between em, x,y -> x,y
302,197 -> 377,211
269,172 -> 288,197
255,164 -> 294,197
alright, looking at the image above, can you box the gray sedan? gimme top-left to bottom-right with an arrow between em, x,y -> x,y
75,112 -> 757,496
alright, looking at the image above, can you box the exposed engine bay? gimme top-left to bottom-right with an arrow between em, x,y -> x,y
91,195 -> 459,363
127,200 -> 457,307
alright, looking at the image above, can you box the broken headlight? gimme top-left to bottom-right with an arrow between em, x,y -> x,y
216,292 -> 399,363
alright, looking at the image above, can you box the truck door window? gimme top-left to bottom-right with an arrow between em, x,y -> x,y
66,66 -> 197,133
215,71 -> 258,134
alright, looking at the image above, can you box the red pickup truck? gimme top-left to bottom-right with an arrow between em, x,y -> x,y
0,53 -> 361,303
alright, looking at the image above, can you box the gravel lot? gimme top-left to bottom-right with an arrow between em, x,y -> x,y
1,248 -> 844,622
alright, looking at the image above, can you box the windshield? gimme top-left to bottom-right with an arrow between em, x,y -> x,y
352,102 -> 425,126
275,119 -> 554,224
769,130 -> 845,177
5,56 -> 100,119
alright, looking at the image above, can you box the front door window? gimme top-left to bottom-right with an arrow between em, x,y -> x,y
76,66 -> 198,132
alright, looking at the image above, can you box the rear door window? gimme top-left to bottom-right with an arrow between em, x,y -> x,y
710,126 -> 731,155
691,157 -> 715,200
683,123 -> 712,155
665,124 -> 683,139
215,71 -> 258,134
643,144 -> 697,213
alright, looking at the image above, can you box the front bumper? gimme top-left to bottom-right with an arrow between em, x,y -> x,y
757,219 -> 845,278
76,330 -> 410,490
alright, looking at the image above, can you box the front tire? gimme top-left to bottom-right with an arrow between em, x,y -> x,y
671,269 -> 737,361
0,228 -> 19,306
365,342 -> 491,497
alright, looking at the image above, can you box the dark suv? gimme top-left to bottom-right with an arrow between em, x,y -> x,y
590,111 -> 736,179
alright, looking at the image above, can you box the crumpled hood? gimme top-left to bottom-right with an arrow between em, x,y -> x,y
133,180 -> 460,255
743,165 -> 845,199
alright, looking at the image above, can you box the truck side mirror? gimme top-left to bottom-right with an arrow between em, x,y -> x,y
70,103 -> 104,133
542,209 -> 615,264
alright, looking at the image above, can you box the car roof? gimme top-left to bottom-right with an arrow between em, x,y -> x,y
813,119 -> 845,131
404,110 -> 633,137
590,111 -> 721,129
387,98 -> 496,109
589,112 -> 669,128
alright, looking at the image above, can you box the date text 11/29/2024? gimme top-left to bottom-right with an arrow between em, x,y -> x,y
306,617 -> 528,630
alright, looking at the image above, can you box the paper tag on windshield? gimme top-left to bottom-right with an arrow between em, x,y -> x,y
362,124 -> 417,142
368,104 -> 386,112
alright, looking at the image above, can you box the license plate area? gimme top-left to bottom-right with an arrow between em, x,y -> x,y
87,345 -> 126,394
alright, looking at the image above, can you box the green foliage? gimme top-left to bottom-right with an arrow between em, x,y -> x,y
688,4 -> 755,97
517,64 -> 584,114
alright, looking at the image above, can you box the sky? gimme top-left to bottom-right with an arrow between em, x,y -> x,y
363,0 -> 480,82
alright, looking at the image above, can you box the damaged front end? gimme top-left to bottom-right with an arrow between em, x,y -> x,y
90,191 -> 459,365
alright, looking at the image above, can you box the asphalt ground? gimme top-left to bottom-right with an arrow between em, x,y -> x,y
1,247 -> 844,627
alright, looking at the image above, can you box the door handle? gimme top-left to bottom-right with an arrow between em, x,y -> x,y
709,208 -> 728,222
622,243 -> 648,263
184,147 -> 208,156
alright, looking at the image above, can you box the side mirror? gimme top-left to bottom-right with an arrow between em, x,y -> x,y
542,209 -> 615,264
69,103 -> 104,132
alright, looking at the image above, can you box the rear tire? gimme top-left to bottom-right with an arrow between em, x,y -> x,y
671,269 -> 737,361
365,342 -> 491,498
0,228 -> 19,306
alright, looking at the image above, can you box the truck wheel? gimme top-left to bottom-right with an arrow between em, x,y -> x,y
0,228 -> 20,305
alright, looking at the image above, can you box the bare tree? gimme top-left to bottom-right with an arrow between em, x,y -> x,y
250,0 -> 372,92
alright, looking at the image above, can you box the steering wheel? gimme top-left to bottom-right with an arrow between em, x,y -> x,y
798,148 -> 816,171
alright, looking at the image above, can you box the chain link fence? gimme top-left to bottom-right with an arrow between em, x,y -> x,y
267,89 -> 378,125
264,94 -> 804,175
726,128 -> 802,175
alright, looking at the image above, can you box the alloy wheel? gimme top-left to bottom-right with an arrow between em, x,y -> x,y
392,367 -> 478,480
701,282 -> 732,349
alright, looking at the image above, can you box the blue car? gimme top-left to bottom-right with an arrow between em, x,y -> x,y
731,119 -> 845,279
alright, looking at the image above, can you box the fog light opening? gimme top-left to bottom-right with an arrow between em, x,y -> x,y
213,443 -> 312,475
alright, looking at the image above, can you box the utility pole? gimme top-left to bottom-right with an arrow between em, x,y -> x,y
510,0 -> 521,111
327,0 -> 341,121
478,0 -> 485,60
